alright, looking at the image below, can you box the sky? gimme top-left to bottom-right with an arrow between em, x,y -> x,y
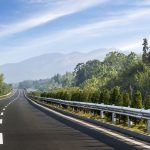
0,0 -> 150,65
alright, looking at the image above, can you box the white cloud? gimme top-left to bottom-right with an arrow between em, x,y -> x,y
19,7 -> 150,48
136,0 -> 150,6
1,0 -> 150,65
118,42 -> 142,51
24,0 -> 51,4
0,0 -> 108,38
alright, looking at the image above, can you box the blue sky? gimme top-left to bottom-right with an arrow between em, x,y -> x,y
0,0 -> 150,64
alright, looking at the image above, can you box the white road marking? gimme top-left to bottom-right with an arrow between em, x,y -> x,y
0,90 -> 20,145
0,133 -> 3,144
28,97 -> 150,149
6,91 -> 20,107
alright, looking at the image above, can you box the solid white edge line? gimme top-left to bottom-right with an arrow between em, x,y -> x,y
0,119 -> 2,124
7,90 -> 20,106
0,133 -> 3,144
26,96 -> 150,149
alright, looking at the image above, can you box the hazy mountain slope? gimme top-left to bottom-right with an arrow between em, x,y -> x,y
0,49 -> 112,83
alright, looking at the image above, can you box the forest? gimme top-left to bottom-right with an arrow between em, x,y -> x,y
22,39 -> 150,109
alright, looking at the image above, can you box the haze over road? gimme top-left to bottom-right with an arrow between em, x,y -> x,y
0,90 -> 149,150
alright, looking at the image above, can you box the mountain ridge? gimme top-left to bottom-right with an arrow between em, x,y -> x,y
0,49 -> 116,83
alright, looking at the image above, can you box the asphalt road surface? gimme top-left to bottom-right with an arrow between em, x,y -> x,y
0,90 -> 149,150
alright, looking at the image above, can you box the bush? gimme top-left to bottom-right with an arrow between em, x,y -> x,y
144,95 -> 150,109
132,90 -> 142,109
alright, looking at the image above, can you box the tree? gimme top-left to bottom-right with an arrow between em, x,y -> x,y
0,74 -> 4,84
99,89 -> 110,104
132,91 -> 143,109
61,72 -> 74,87
144,95 -> 150,109
53,74 -> 62,85
142,38 -> 150,64
63,91 -> 72,100
0,73 -> 12,95
99,90 -> 105,104
110,86 -> 121,105
91,90 -> 100,103
74,60 -> 102,86
103,89 -> 110,104
122,92 -> 131,107
74,63 -> 86,85
117,93 -> 123,106
18,80 -> 33,89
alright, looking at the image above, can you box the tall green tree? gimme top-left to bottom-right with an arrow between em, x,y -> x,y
103,89 -> 110,104
132,91 -> 143,109
117,93 -> 123,106
144,95 -> 150,109
142,38 -> 150,64
74,63 -> 86,85
110,86 -> 120,105
122,92 -> 131,107
91,90 -> 100,103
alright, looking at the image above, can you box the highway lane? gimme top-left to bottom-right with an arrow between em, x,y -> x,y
0,90 -> 148,150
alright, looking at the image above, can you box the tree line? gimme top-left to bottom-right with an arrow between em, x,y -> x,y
19,72 -> 74,91
0,74 -> 12,96
40,86 -> 150,109
28,39 -> 150,109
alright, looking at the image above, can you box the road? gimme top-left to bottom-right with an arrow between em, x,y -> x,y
0,90 -> 149,150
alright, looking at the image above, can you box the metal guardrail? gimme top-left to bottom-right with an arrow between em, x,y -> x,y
29,95 -> 150,120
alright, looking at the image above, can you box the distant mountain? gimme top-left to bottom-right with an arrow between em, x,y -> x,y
0,49 -> 115,83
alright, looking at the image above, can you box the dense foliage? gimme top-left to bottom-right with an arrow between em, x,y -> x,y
0,74 -> 12,96
142,38 -> 150,64
19,72 -> 74,91
25,39 -> 150,109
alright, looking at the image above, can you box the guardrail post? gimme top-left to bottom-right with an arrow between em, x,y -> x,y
91,111 -> 94,116
112,112 -> 116,124
127,116 -> 133,127
100,110 -> 104,118
147,120 -> 150,132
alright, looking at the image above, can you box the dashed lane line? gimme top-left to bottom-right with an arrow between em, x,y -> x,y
0,133 -> 3,144
0,90 -> 20,145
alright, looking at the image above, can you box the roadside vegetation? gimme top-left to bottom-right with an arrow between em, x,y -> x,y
26,39 -> 150,133
0,74 -> 12,96
28,39 -> 150,109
